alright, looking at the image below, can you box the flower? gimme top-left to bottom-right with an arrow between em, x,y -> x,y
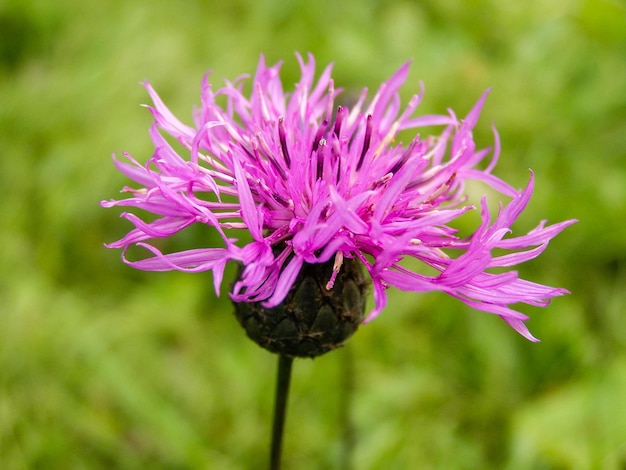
103,53 -> 575,342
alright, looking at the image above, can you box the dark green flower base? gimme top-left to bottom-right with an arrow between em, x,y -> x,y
233,257 -> 369,358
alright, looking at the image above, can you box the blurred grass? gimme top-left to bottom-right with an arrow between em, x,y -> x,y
1,0 -> 625,468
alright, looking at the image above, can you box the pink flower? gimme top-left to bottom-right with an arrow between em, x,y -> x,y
103,53 -> 575,341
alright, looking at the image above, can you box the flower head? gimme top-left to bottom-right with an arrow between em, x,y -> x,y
103,53 -> 575,342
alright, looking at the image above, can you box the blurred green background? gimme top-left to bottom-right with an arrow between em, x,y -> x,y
1,0 -> 625,468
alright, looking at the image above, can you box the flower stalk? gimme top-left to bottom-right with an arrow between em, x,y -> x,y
270,354 -> 293,470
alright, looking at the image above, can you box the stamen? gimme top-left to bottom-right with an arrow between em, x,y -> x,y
311,120 -> 328,154
356,114 -> 373,171
425,172 -> 457,203
278,117 -> 291,168
315,138 -> 328,181
332,139 -> 341,183
388,136 -> 419,175
312,120 -> 328,180
320,202 -> 332,220
256,132 -> 287,180
371,172 -> 393,189
333,105 -> 345,137
336,156 -> 341,184
325,251 -> 344,290
272,192 -> 290,207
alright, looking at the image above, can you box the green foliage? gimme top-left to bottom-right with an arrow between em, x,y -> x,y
1,0 -> 625,468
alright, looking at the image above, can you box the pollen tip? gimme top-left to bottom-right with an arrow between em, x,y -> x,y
356,114 -> 373,171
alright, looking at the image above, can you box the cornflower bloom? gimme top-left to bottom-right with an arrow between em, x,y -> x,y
103,53 -> 575,346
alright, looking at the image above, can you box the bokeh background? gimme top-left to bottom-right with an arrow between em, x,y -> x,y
1,0 -> 625,468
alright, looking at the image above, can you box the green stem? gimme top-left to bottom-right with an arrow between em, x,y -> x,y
270,354 -> 294,470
